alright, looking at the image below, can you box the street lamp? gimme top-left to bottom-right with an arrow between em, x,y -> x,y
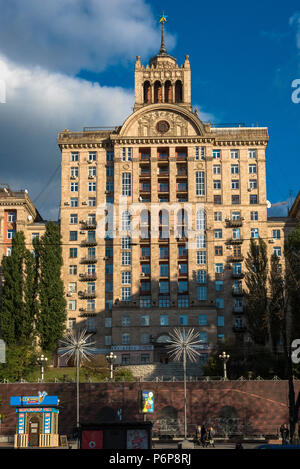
106,351 -> 117,381
219,351 -> 230,380
37,354 -> 48,382
167,328 -> 200,448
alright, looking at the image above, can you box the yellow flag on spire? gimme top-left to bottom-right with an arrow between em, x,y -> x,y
159,12 -> 168,23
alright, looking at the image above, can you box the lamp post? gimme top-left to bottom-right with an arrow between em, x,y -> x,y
167,328 -> 200,448
38,354 -> 48,382
219,351 -> 230,380
106,351 -> 117,381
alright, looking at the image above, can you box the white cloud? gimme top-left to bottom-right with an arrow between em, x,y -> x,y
0,0 -> 176,74
0,53 -> 134,218
290,12 -> 300,50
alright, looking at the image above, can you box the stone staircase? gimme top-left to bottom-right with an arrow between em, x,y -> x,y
122,362 -> 204,381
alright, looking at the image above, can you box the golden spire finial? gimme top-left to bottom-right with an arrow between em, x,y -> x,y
159,12 -> 168,54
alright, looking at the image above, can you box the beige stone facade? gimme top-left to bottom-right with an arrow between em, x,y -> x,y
58,42 -> 298,366
0,187 -> 46,260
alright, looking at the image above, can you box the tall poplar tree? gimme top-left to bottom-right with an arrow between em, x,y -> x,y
35,222 -> 66,352
244,238 -> 269,346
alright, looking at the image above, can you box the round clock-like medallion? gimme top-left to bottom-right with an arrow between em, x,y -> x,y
156,120 -> 170,134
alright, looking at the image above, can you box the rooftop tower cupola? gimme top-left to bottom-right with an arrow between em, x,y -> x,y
134,13 -> 192,111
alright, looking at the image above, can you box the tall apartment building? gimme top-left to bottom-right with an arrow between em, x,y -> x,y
58,27 -> 298,366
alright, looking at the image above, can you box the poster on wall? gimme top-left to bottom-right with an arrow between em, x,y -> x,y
126,429 -> 148,449
81,430 -> 103,449
141,391 -> 154,413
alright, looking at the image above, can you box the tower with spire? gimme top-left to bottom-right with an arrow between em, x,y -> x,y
134,14 -> 191,111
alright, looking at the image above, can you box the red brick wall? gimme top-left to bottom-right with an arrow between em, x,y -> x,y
0,381 -> 296,436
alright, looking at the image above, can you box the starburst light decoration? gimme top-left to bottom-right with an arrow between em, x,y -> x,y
58,328 -> 96,364
166,328 -> 201,362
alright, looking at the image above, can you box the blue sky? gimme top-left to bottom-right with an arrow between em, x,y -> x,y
0,0 -> 299,218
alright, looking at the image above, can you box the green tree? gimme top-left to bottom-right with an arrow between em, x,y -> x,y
244,238 -> 269,346
35,222 -> 67,352
0,344 -> 38,381
268,254 -> 285,353
0,232 -> 36,345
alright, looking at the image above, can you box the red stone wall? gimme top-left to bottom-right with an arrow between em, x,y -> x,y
0,380 -> 296,437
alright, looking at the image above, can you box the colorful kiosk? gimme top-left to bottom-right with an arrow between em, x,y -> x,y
10,391 -> 60,448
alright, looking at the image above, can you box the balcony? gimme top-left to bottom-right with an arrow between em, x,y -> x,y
80,239 -> 97,247
78,290 -> 96,299
157,154 -> 169,161
79,273 -> 97,281
80,256 -> 97,264
158,168 -> 169,177
225,218 -> 244,227
140,168 -> 151,178
81,221 -> 97,230
176,153 -> 187,162
228,254 -> 244,262
78,309 -> 97,317
227,237 -> 244,245
140,153 -> 150,161
232,272 -> 245,279
232,287 -> 244,297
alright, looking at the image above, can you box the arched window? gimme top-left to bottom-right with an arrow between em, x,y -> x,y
140,209 -> 150,225
175,80 -> 183,103
164,80 -> 172,103
196,210 -> 206,231
177,209 -> 188,238
154,81 -> 162,103
143,81 -> 151,104
121,211 -> 131,231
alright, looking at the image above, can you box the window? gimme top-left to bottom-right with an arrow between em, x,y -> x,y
249,164 -> 257,174
141,353 -> 150,364
199,332 -> 208,344
141,281 -> 151,292
105,318 -> 112,328
69,248 -> 77,258
106,166 -> 114,177
122,237 -> 131,250
160,315 -> 169,326
233,263 -> 242,274
215,246 -> 223,256
232,211 -> 241,220
121,211 -> 131,231
214,195 -> 222,204
141,315 -> 150,326
32,233 -> 40,241
213,180 -> 221,190
251,228 -> 259,238
213,149 -> 221,159
214,229 -> 222,239
122,173 -> 132,196
122,333 -> 130,345
160,280 -> 169,294
121,271 -> 131,285
232,228 -> 241,239
231,164 -> 239,174
141,334 -> 150,345
248,149 -> 257,159
122,287 -> 131,301
160,264 -> 169,277
89,182 -> 96,192
232,195 -> 240,204
105,300 -> 113,311
141,264 -> 150,275
197,286 -> 207,300
196,146 -> 205,160
178,295 -> 189,307
88,151 -> 97,162
250,194 -> 258,204
179,315 -> 188,326
71,197 -> 78,207
231,180 -> 239,190
198,315 -> 207,326
140,296 -> 151,308
122,252 -> 131,265
230,150 -> 239,159
214,212 -> 222,221
273,246 -> 282,257
68,318 -> 76,330
218,334 -> 225,343
106,151 -> 114,161
215,263 -> 223,273
71,152 -> 79,162
105,281 -> 113,292
159,296 -> 170,307
197,251 -> 207,265
251,211 -> 258,221
7,212 -> 16,222
69,265 -> 77,275
196,210 -> 206,230
213,165 -> 221,175
88,166 -> 96,178
196,234 -> 206,249
196,171 -> 205,196
272,230 -> 281,239
70,167 -> 79,178
69,231 -> 77,241
68,300 -> 76,311
218,316 -> 225,327
249,179 -> 257,189
215,280 -> 224,291
197,270 -> 207,284
216,298 -> 224,309
70,182 -> 78,192
178,280 -> 188,293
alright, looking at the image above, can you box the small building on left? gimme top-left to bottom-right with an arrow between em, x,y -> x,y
0,185 -> 46,260
10,391 -> 60,448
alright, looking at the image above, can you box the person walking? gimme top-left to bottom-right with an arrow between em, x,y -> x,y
207,426 -> 215,448
200,424 -> 207,448
195,425 -> 201,446
280,424 -> 289,445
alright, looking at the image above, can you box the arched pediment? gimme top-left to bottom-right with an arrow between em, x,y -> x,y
119,104 -> 205,138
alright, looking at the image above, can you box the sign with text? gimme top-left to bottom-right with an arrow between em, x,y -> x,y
10,391 -> 59,407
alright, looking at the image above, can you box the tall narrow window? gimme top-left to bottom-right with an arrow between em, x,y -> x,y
164,80 -> 172,103
122,173 -> 131,196
196,171 -> 205,196
143,81 -> 151,104
154,81 -> 162,103
175,80 -> 183,102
